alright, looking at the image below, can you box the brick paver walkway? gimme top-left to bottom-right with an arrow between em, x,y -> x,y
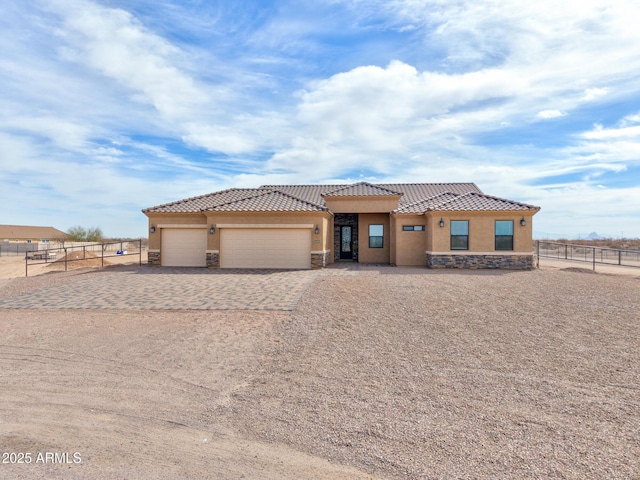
0,267 -> 340,311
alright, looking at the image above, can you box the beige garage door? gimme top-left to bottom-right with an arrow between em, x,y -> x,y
161,228 -> 207,267
220,228 -> 311,269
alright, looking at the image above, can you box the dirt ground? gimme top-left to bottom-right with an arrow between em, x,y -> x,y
0,259 -> 638,479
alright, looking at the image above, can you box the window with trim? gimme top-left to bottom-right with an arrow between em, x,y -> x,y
369,224 -> 383,248
495,220 -> 514,250
450,220 -> 469,250
402,225 -> 425,231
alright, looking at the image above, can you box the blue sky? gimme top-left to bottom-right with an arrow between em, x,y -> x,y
1,0 -> 639,238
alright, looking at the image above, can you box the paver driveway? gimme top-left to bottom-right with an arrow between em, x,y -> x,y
0,267 -> 329,310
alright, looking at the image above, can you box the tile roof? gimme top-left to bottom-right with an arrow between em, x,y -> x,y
209,190 -> 325,212
264,183 -> 482,207
143,182 -> 538,214
0,225 -> 69,240
433,192 -> 540,212
394,192 -> 461,213
321,181 -> 403,197
142,188 -> 273,213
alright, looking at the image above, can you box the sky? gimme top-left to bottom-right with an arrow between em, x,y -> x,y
1,0 -> 639,239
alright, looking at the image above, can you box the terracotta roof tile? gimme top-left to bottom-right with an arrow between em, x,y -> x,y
210,190 -> 325,212
142,188 -> 273,213
432,192 -> 540,212
394,192 -> 461,213
143,183 -> 538,214
321,181 -> 403,197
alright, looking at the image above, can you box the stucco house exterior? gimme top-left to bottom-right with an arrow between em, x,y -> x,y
143,182 -> 540,269
0,225 -> 69,255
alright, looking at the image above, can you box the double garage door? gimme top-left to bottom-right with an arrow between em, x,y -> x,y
161,227 -> 311,269
221,228 -> 311,269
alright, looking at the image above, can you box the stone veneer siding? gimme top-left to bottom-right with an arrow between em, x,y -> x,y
426,253 -> 534,270
334,213 -> 359,261
206,252 -> 219,268
311,251 -> 330,268
148,250 -> 160,266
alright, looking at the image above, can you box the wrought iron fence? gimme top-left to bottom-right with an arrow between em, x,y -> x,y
24,240 -> 143,277
536,240 -> 640,271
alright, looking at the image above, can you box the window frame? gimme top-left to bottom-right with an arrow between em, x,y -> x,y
450,220 -> 469,250
368,224 -> 384,248
495,220 -> 514,251
402,225 -> 425,231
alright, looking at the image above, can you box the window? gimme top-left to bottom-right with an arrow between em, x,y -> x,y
495,220 -> 514,250
402,225 -> 425,231
369,224 -> 383,248
450,220 -> 469,250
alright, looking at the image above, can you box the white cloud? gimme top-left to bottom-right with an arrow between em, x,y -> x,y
583,87 -> 608,101
49,0 -> 210,121
579,124 -> 640,140
537,110 -> 566,119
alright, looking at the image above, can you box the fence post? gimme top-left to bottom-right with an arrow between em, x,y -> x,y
102,243 -> 104,268
592,247 -> 595,272
619,250 -> 622,265
64,248 -> 68,272
25,254 -> 28,277
139,239 -> 142,266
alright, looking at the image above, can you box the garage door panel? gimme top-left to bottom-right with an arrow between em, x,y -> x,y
161,228 -> 207,267
221,228 -> 310,269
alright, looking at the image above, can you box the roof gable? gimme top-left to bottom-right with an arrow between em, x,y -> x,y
321,181 -> 403,197
209,190 -> 325,212
430,192 -> 540,212
394,192 -> 461,213
143,188 -> 273,213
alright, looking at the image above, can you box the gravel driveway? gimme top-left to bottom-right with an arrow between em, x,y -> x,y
1,265 -> 638,479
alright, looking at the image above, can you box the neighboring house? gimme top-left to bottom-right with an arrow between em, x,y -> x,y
142,182 -> 540,269
0,224 -> 69,255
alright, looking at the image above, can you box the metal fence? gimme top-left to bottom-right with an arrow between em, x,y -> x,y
0,243 -> 42,256
536,240 -> 640,271
24,240 -> 143,277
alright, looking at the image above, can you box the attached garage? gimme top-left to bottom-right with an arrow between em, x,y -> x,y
161,227 -> 207,267
220,227 -> 311,269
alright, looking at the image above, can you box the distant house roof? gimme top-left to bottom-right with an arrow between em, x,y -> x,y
0,225 -> 69,240
142,182 -> 539,214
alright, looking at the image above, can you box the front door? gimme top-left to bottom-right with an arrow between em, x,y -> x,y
340,226 -> 353,260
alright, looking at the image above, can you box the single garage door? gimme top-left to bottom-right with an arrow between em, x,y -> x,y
161,228 -> 207,267
220,228 -> 311,269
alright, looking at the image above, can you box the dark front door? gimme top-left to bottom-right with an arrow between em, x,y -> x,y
340,226 -> 353,259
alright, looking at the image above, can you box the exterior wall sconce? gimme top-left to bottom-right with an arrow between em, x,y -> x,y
314,225 -> 320,234
520,217 -> 526,227
209,226 -> 216,234
439,218 -> 445,228
150,226 -> 156,233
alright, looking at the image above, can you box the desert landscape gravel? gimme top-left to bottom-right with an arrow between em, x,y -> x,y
0,257 -> 638,479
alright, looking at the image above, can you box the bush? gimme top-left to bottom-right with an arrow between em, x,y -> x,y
66,226 -> 104,242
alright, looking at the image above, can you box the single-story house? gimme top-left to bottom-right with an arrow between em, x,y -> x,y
142,182 -> 540,269
0,225 -> 69,255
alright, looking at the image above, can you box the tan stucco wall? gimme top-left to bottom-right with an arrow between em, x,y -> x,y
393,214 -> 427,266
427,211 -> 535,253
358,213 -> 390,263
145,213 -> 206,250
323,196 -> 400,214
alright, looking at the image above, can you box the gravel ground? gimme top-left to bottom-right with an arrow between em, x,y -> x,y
228,267 -> 640,479
1,265 -> 638,479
